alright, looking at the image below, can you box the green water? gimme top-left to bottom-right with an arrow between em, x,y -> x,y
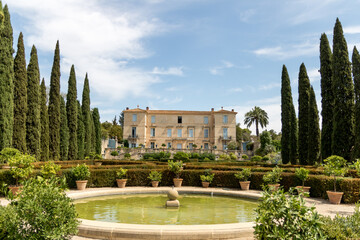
74,194 -> 258,225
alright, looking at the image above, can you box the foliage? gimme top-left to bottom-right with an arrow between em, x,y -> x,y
219,154 -> 231,160
66,65 -> 78,160
111,151 -> 119,156
116,168 -> 128,179
71,164 -> 90,180
227,141 -> 238,150
323,155 -> 348,192
353,46 -> 360,160
192,144 -> 197,149
168,160 -> 183,178
295,168 -> 309,186
82,74 -> 92,157
260,131 -> 272,150
254,189 -> 325,240
354,159 -> 360,177
251,155 -> 262,162
147,171 -> 162,182
40,79 -> 49,161
308,86 -> 321,165
241,155 -> 248,160
263,166 -> 283,184
244,106 -> 269,137
143,151 -> 171,160
200,173 -> 214,183
173,151 -> 189,161
124,153 -> 131,159
8,153 -> 35,185
60,96 -> 69,160
229,152 -> 237,160
2,177 -> 79,239
236,123 -> 252,142
190,152 -> 200,159
41,161 -> 61,179
77,100 -> 85,160
0,147 -> 20,164
234,168 -> 252,181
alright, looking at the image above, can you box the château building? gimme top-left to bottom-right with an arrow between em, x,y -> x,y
123,107 -> 237,150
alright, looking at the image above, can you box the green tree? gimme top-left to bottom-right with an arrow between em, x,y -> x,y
352,46 -> 360,160
66,65 -> 77,160
320,33 -> 334,160
48,41 -> 61,160
92,108 -> 101,154
12,32 -> 27,153
298,63 -> 311,165
90,110 -> 96,152
244,106 -> 269,137
77,100 -> 84,160
40,78 -> 49,161
26,45 -> 41,159
289,107 -> 298,164
0,5 -> 14,150
308,86 -> 321,165
82,74 -> 91,157
332,18 -> 355,160
60,96 -> 69,160
281,65 -> 297,164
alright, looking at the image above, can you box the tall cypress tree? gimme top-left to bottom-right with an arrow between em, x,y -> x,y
90,110 -> 96,153
77,100 -> 85,160
40,78 -> 49,161
320,33 -> 333,160
0,4 -> 14,150
92,108 -> 101,154
12,32 -> 27,153
289,104 -> 298,165
332,18 -> 355,160
308,86 -> 321,165
281,65 -> 292,164
352,46 -> 360,160
48,41 -> 61,160
66,65 -> 77,160
60,96 -> 69,160
26,45 -> 41,159
82,74 -> 91,157
298,63 -> 311,165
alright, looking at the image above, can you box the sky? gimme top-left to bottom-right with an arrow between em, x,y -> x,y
7,0 -> 360,134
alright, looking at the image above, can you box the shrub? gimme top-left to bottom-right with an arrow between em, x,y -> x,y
110,151 -> 119,156
262,156 -> 269,161
190,152 -> 200,159
251,155 -> 262,162
173,152 -> 189,161
147,171 -> 162,182
227,141 -> 238,150
8,153 -> 35,185
0,148 -> 21,164
116,168 -> 128,179
323,155 -> 348,192
168,160 -> 183,178
229,152 -> 237,160
200,173 -> 214,183
40,161 -> 61,179
219,154 -> 231,160
94,154 -> 102,160
124,153 -> 131,159
241,155 -> 248,160
254,189 -> 324,240
263,166 -> 283,185
192,144 -> 197,149
2,177 -> 79,239
71,164 -> 90,180
295,168 -> 310,187
234,168 -> 252,181
199,153 -> 215,161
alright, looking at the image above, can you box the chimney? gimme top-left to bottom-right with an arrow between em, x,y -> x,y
211,108 -> 214,111
137,105 -> 139,108
146,106 -> 149,110
221,106 -> 223,110
231,109 -> 234,112
126,107 -> 129,110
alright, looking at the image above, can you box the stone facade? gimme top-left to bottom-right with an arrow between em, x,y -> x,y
123,107 -> 237,150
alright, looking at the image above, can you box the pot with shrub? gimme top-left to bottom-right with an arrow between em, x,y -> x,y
147,171 -> 162,187
263,166 -> 283,191
72,164 -> 90,190
8,153 -> 35,195
234,168 -> 252,190
0,148 -> 21,169
116,168 -> 128,188
323,155 -> 348,204
168,160 -> 183,187
295,167 -> 310,195
200,169 -> 214,188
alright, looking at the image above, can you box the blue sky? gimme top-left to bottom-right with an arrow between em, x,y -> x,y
7,0 -> 360,133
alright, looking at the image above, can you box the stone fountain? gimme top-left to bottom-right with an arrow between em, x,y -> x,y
166,187 -> 180,207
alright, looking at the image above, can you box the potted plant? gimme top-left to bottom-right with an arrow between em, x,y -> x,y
263,166 -> 283,191
295,168 -> 311,195
116,168 -> 128,188
168,160 -> 183,187
8,153 -> 35,195
147,171 -> 162,187
200,169 -> 214,188
72,164 -> 90,190
323,155 -> 348,204
0,148 -> 21,169
40,161 -> 61,179
94,154 -> 103,166
234,168 -> 252,190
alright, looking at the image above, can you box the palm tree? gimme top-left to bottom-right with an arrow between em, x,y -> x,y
244,106 -> 269,137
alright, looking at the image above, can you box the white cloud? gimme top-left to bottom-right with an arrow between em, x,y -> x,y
344,26 -> 360,34
254,41 -> 318,59
307,68 -> 320,82
151,67 -> 184,76
160,96 -> 183,105
259,82 -> 280,91
229,88 -> 243,93
239,9 -> 256,23
209,60 -> 234,75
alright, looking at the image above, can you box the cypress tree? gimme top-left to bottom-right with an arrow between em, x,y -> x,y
12,32 -> 27,153
40,78 -> 49,161
352,46 -> 360,160
90,110 -> 96,153
60,96 -> 69,160
281,65 -> 292,164
26,45 -> 41,159
298,63 -> 311,165
332,18 -> 355,160
289,105 -> 298,165
66,65 -> 77,160
0,4 -> 14,150
82,74 -> 91,157
320,33 -> 333,160
92,108 -> 101,154
77,100 -> 85,160
48,41 -> 61,160
308,86 -> 321,165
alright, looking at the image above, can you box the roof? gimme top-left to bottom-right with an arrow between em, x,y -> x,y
123,108 -> 237,115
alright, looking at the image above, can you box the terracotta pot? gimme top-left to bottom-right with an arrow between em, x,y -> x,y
202,182 -> 210,188
116,179 -> 127,188
239,181 -> 250,190
296,186 -> 311,196
327,191 -> 343,204
76,180 -> 88,190
173,178 -> 183,188
268,184 -> 280,191
151,181 -> 159,187
94,162 -> 102,166
8,186 -> 22,195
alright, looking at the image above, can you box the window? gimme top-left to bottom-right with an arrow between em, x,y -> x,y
189,143 -> 193,149
223,144 -> 227,150
131,143 -> 137,148
150,128 -> 155,137
131,127 -> 136,138
204,143 -> 209,149
132,114 -> 137,122
188,129 -> 194,138
223,115 -> 228,124
151,116 -> 155,123
150,142 -> 155,149
177,129 -> 182,137
204,128 -> 209,138
223,128 -> 228,139
178,116 -> 182,124
177,143 -> 182,149
204,116 -> 208,124
167,129 -> 172,137
167,142 -> 172,149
